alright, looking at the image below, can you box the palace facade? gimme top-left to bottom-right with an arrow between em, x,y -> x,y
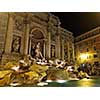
75,27 -> 100,65
0,12 -> 75,64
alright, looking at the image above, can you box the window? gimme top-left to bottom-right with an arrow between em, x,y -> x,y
93,39 -> 96,43
93,54 -> 98,58
79,43 -> 82,47
92,39 -> 96,43
79,38 -> 82,41
85,42 -> 88,46
86,48 -> 89,52
93,46 -> 96,51
90,32 -> 94,37
94,62 -> 99,66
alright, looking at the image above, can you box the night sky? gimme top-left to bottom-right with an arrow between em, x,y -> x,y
52,12 -> 100,37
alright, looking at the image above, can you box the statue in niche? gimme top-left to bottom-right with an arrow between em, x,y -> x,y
64,51 -> 68,60
69,47 -> 73,60
51,45 -> 55,58
31,42 -> 43,60
31,44 -> 36,58
12,36 -> 21,53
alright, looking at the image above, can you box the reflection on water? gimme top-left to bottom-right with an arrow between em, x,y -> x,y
42,78 -> 100,87
10,78 -> 100,87
77,79 -> 94,87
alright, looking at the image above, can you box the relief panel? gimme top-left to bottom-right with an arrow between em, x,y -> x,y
11,35 -> 21,53
13,16 -> 24,32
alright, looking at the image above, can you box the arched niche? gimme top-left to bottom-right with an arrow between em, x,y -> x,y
29,28 -> 46,58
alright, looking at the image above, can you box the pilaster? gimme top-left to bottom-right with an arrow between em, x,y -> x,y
61,39 -> 64,60
67,42 -> 70,62
72,43 -> 75,62
4,13 -> 14,54
55,35 -> 61,59
46,31 -> 51,59
23,24 -> 30,55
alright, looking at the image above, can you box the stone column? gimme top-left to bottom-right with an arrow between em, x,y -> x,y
72,43 -> 75,62
43,40 -> 46,58
55,35 -> 61,59
67,42 -> 70,62
23,24 -> 30,55
4,13 -> 14,54
29,37 -> 31,55
20,35 -> 24,55
61,39 -> 64,60
46,32 -> 51,59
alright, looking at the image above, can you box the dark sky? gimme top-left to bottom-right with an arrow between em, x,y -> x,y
52,12 -> 100,37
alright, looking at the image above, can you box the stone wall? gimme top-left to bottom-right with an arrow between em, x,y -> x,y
0,12 -> 75,65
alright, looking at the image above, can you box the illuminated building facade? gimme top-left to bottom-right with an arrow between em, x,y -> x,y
0,12 -> 75,64
75,27 -> 100,65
